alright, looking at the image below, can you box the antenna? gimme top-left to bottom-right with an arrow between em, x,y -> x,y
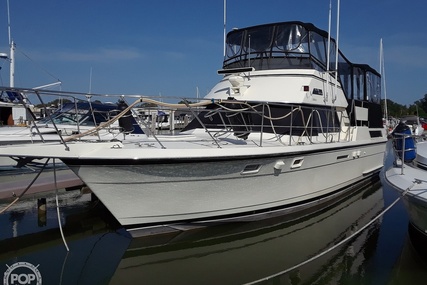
248,35 -> 251,67
6,0 -> 15,87
333,0 -> 340,102
325,0 -> 332,103
380,38 -> 388,125
89,67 -> 93,93
7,0 -> 11,45
223,0 -> 227,57
326,0 -> 332,73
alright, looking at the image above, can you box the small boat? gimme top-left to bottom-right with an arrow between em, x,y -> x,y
380,122 -> 427,236
0,21 -> 387,235
155,111 -> 189,130
0,100 -> 145,146
0,91 -> 33,127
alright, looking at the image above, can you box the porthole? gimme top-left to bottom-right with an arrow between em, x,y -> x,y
291,157 -> 304,169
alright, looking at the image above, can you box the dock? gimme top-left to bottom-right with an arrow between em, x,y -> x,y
0,168 -> 85,200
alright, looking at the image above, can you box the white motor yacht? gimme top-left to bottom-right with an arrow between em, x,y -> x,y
0,21 -> 387,235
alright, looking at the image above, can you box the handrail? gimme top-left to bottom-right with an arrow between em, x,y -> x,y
0,86 -> 374,149
33,90 -> 70,151
390,132 -> 422,175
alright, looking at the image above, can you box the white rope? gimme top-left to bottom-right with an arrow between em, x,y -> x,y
53,158 -> 69,252
64,97 -> 212,142
0,159 -> 50,214
244,183 -> 414,285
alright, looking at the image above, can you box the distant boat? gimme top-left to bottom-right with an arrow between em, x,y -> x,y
0,101 -> 144,147
154,110 -> 189,130
0,91 -> 35,127
0,21 -> 387,236
399,115 -> 424,136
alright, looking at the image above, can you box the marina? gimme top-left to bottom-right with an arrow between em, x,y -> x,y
1,0 -> 427,283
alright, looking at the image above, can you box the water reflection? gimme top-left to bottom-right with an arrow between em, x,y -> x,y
114,182 -> 384,285
388,223 -> 427,285
0,181 -> 424,284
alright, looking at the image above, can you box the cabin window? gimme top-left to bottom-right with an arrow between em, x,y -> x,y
353,67 -> 364,101
226,32 -> 243,60
245,25 -> 275,54
366,71 -> 381,104
309,32 -> 327,68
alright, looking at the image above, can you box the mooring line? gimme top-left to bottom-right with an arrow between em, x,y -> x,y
53,158 -> 69,251
0,158 -> 50,214
59,251 -> 70,285
243,183 -> 414,285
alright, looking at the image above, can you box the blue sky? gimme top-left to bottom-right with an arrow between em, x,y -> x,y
0,0 -> 426,106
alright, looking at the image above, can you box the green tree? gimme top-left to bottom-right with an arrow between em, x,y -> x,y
414,94 -> 427,117
383,99 -> 407,118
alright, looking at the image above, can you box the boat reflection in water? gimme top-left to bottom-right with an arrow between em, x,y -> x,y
114,180 -> 384,285
1,180 -> 388,284
388,223 -> 427,285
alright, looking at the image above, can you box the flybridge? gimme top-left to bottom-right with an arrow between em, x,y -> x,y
222,21 -> 381,103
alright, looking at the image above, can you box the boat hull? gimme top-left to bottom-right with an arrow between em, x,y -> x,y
381,140 -> 427,235
382,171 -> 427,234
64,142 -> 385,228
402,195 -> 427,234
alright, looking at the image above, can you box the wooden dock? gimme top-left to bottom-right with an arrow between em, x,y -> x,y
0,168 -> 85,200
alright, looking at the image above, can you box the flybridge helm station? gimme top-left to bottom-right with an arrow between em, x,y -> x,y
223,21 -> 381,104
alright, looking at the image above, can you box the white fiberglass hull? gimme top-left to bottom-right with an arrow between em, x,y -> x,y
381,140 -> 427,234
65,141 -> 385,228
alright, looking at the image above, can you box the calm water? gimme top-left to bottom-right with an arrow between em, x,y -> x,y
1,180 -> 427,285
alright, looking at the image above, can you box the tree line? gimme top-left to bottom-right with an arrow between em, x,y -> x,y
384,93 -> 427,119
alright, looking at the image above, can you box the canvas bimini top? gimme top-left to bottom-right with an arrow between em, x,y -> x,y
223,21 -> 381,104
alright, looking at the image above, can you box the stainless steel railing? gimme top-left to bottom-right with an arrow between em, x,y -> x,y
0,86 -> 363,148
390,132 -> 422,174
